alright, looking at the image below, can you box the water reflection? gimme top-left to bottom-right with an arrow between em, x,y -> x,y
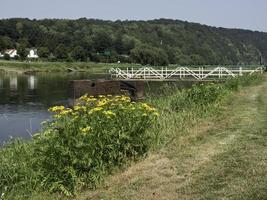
10,76 -> 18,90
0,72 -> 108,144
28,75 -> 37,90
0,78 -> 3,89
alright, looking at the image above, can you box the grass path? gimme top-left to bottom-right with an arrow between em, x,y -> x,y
76,76 -> 267,200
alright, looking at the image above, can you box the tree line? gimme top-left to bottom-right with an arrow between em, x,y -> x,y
0,18 -> 267,65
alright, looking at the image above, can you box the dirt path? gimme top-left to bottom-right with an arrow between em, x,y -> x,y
77,77 -> 267,200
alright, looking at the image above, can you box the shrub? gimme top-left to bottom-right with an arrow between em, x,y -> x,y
33,95 -> 159,195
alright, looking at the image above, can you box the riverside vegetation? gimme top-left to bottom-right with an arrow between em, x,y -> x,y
0,74 -> 263,199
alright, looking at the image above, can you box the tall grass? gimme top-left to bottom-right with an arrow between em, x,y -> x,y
0,74 -> 263,199
147,74 -> 263,148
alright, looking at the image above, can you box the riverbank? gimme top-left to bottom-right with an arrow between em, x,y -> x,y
0,60 -> 141,74
0,74 -> 265,199
77,74 -> 267,200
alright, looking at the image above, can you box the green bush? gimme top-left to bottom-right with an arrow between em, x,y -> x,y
0,95 -> 158,197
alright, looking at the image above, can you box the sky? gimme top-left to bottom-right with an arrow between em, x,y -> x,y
0,0 -> 267,32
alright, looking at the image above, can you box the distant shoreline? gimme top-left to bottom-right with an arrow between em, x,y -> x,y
0,60 -> 137,74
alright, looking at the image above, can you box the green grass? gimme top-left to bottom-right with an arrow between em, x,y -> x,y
0,60 -> 142,73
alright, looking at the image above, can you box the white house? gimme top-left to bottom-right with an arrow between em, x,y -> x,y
5,49 -> 18,58
27,48 -> 38,59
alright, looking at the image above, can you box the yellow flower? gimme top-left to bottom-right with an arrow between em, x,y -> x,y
153,112 -> 160,117
103,110 -> 116,118
49,106 -> 65,112
141,103 -> 157,112
60,108 -> 72,116
97,99 -> 108,107
80,126 -> 91,135
120,96 -> 131,102
88,107 -> 103,114
87,97 -> 97,102
74,106 -> 86,112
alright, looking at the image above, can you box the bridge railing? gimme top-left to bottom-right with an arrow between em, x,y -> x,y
109,66 -> 264,80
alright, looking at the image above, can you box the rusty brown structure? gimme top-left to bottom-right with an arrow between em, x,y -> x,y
69,80 -> 144,104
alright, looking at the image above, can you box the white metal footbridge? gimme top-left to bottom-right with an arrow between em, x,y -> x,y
109,66 -> 264,81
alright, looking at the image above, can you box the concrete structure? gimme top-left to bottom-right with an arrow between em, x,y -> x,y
69,80 -> 144,105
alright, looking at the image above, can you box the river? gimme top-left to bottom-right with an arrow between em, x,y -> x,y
0,72 -> 109,144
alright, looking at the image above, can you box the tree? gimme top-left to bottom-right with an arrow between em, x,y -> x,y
38,47 -> 50,58
3,53 -> 10,60
55,44 -> 68,60
122,35 -> 135,54
17,44 -> 28,60
92,28 -> 113,52
0,36 -> 13,51
130,45 -> 169,66
71,46 -> 87,61
114,34 -> 124,54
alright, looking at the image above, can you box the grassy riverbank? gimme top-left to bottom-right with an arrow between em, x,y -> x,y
0,60 -> 141,74
0,60 -> 263,74
0,74 -> 265,199
79,74 -> 267,200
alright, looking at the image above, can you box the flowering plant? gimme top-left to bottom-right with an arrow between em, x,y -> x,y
34,95 -> 159,195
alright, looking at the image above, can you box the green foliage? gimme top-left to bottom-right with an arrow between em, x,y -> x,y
71,46 -> 87,61
54,44 -> 68,60
0,140 -> 40,198
0,18 -> 266,64
0,36 -> 13,51
3,53 -> 10,60
171,75 -> 262,113
130,45 -> 169,66
38,47 -> 50,58
17,43 -> 28,60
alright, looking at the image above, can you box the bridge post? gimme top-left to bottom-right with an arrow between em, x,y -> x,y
239,67 -> 243,76
144,67 -> 146,80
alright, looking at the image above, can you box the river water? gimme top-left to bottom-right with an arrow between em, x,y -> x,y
0,72 -> 109,144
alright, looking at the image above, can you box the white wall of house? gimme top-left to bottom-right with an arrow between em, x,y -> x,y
27,49 -> 38,58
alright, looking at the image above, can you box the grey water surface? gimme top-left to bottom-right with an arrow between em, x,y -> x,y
0,72 -> 108,144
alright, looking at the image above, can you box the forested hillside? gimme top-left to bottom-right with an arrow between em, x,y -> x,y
0,18 -> 267,65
